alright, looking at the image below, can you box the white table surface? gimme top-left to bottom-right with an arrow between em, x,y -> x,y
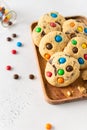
0,0 -> 87,130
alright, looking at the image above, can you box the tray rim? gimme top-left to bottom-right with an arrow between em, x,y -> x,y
30,15 -> 87,104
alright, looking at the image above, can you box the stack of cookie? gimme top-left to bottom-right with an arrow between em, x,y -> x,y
32,11 -> 87,88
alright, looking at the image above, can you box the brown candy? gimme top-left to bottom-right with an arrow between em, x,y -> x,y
8,21 -> 13,26
12,33 -> 17,38
6,37 -> 12,41
46,43 -> 53,50
13,74 -> 19,79
29,74 -> 35,79
66,65 -> 73,72
72,47 -> 78,53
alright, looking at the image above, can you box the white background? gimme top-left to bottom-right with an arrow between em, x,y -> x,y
0,0 -> 87,130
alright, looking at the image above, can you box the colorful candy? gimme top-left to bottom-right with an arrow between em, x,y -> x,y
16,42 -> 22,47
70,22 -> 75,27
84,54 -> 87,60
11,49 -> 17,54
71,39 -> 77,45
46,71 -> 52,77
81,43 -> 87,49
35,27 -> 41,32
58,57 -> 66,64
46,43 -> 53,50
50,22 -> 56,27
72,47 -> 78,53
66,65 -> 73,72
57,69 -> 64,75
77,26 -> 83,32
44,53 -> 51,60
51,13 -> 57,18
6,65 -> 12,70
78,57 -> 84,64
55,35 -> 62,42
84,28 -> 87,33
57,77 -> 64,83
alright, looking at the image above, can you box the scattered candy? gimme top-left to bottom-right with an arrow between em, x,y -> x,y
16,42 -> 22,47
6,37 -> 12,41
12,33 -> 17,38
45,123 -> 52,129
8,21 -> 13,26
11,49 -> 17,54
29,74 -> 35,79
6,65 -> 12,70
13,74 -> 19,79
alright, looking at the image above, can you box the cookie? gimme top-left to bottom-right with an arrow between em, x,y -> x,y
38,11 -> 65,26
39,31 -> 69,60
32,22 -> 61,47
62,19 -> 87,39
45,52 -> 80,87
81,69 -> 87,80
64,37 -> 87,69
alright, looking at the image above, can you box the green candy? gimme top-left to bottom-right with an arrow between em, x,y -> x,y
71,39 -> 77,45
36,27 -> 41,33
57,69 -> 64,75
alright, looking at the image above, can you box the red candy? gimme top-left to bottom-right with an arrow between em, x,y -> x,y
50,22 -> 56,27
11,49 -> 17,54
46,71 -> 52,77
6,65 -> 12,70
84,54 -> 87,60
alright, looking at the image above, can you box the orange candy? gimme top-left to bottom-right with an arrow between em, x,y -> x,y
44,53 -> 51,60
70,22 -> 75,27
45,123 -> 52,129
57,77 -> 64,83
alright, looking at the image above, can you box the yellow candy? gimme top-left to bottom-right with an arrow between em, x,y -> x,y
6,13 -> 12,20
5,9 -> 9,14
77,26 -> 83,32
81,43 -> 87,49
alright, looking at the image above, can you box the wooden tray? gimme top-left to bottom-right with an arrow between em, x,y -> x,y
31,16 -> 87,104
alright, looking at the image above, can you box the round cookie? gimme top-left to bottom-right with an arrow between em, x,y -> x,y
38,11 -> 65,26
39,31 -> 69,60
45,52 -> 80,87
62,19 -> 87,39
64,37 -> 87,69
32,23 -> 61,47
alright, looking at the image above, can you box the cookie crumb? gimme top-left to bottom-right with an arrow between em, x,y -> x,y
77,86 -> 87,94
13,74 -> 19,79
29,74 -> 35,79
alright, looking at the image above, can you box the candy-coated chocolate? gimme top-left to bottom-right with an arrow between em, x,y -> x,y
46,71 -> 52,77
44,53 -> 51,59
11,49 -> 17,54
71,39 -> 77,45
84,54 -> 87,60
6,65 -> 12,70
84,28 -> 87,33
57,77 -> 64,83
45,123 -> 52,129
50,22 -> 56,27
46,43 -> 53,50
58,69 -> 64,75
72,47 -> 78,53
78,57 -> 84,64
55,35 -> 62,42
35,27 -> 41,32
70,22 -> 75,27
66,65 -> 73,72
16,42 -> 22,47
77,26 -> 83,32
81,43 -> 87,49
58,57 -> 66,64
50,13 -> 57,18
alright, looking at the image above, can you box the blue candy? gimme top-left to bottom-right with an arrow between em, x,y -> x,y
16,42 -> 22,47
84,28 -> 87,33
58,57 -> 66,64
78,57 -> 84,64
51,13 -> 58,18
55,35 -> 62,42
